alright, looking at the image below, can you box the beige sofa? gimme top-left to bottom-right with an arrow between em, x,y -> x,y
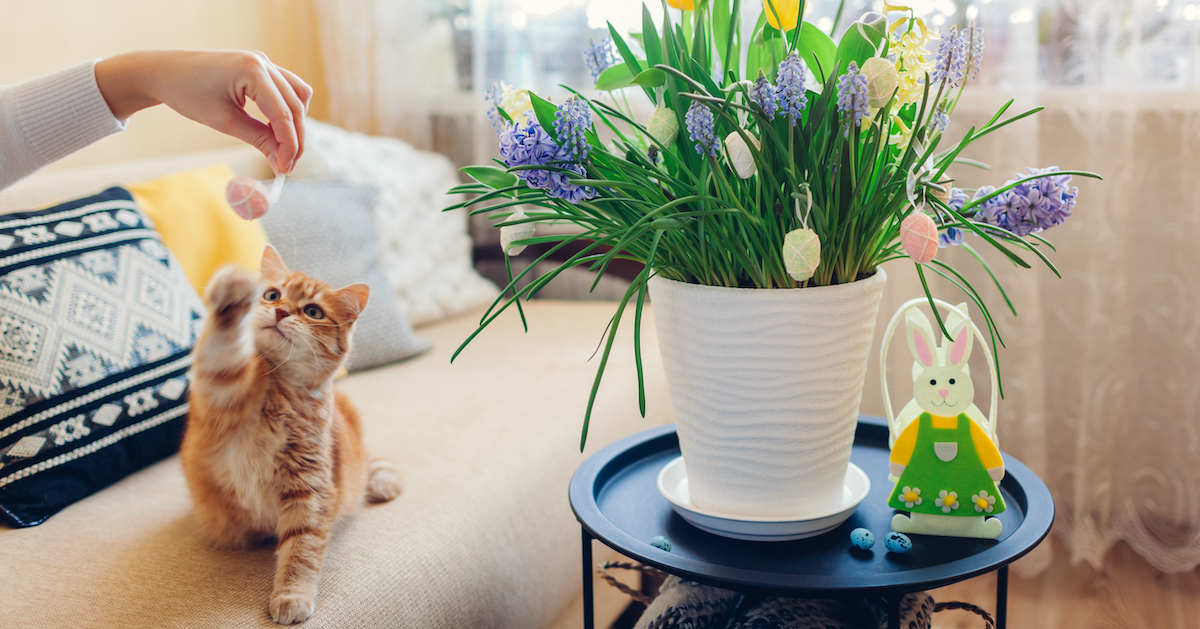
0,149 -> 670,628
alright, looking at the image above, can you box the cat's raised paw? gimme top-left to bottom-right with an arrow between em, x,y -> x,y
269,592 -> 315,625
205,266 -> 258,324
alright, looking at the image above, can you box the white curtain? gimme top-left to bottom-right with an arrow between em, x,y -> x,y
313,0 -> 447,150
468,0 -> 1200,574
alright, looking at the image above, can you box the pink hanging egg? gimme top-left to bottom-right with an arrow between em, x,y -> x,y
226,177 -> 270,220
900,212 -> 939,264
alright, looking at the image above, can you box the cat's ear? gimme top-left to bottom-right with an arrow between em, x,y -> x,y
337,283 -> 370,320
261,245 -> 289,281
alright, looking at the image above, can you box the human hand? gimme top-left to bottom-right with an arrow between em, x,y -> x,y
95,50 -> 312,174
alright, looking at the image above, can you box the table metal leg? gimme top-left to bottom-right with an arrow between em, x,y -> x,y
582,528 -> 595,629
996,565 -> 1009,629
886,593 -> 901,629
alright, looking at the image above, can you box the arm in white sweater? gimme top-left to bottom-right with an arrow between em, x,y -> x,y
0,60 -> 126,192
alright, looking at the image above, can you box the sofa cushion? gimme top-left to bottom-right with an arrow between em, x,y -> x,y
0,300 -> 670,628
0,187 -> 203,527
258,180 -> 430,372
126,163 -> 270,295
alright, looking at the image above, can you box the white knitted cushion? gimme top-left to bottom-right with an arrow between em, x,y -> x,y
292,121 -> 498,326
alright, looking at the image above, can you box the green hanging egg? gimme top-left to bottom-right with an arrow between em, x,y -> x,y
783,228 -> 821,282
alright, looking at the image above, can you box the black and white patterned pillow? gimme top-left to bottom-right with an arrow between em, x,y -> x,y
0,187 -> 203,527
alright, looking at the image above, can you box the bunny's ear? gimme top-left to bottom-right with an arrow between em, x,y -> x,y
943,302 -> 970,345
906,308 -> 937,368
947,318 -> 973,367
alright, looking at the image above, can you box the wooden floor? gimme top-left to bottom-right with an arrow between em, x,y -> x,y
929,543 -> 1200,629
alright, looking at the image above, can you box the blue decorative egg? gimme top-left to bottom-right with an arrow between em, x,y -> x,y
884,531 -> 912,554
650,535 -> 672,552
849,528 -> 875,549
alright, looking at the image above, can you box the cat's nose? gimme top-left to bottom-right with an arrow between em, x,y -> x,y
275,308 -> 291,322
938,388 -> 950,398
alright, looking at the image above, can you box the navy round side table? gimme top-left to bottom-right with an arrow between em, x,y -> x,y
569,416 -> 1054,629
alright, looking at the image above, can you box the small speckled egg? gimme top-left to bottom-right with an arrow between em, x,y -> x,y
650,535 -> 672,552
884,531 -> 912,554
849,528 -> 875,550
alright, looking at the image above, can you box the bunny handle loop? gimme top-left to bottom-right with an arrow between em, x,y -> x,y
880,298 -> 999,448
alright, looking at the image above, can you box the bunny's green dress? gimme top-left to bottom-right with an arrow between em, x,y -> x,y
888,412 -> 1006,516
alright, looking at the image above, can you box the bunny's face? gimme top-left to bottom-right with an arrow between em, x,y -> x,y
906,311 -> 975,417
914,364 -> 974,416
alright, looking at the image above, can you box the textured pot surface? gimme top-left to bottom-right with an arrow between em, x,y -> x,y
649,270 -> 887,517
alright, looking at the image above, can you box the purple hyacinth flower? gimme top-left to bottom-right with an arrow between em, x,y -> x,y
685,100 -> 719,156
751,70 -> 778,120
966,21 -> 984,79
836,61 -> 869,137
971,167 -> 1077,236
939,226 -> 965,248
485,83 -> 504,134
546,152 -> 596,204
554,96 -> 593,161
498,116 -> 559,190
583,37 -> 615,83
777,53 -> 808,126
931,26 -> 968,88
932,106 -> 950,132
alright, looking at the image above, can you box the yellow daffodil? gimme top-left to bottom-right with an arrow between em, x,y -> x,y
889,114 -> 914,151
762,0 -> 800,31
890,19 -> 937,106
666,0 -> 695,10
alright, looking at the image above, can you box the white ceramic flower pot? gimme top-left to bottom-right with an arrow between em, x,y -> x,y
649,270 -> 888,518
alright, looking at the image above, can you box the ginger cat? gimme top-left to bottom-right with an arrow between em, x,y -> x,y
181,245 -> 401,625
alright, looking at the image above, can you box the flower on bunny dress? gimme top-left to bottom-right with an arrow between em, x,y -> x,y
971,490 -> 997,513
935,490 -> 961,513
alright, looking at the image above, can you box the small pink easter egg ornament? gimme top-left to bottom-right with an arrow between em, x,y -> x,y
226,174 -> 285,220
900,211 -> 939,264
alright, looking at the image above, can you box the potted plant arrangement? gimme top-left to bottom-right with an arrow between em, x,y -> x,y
448,0 -> 1097,520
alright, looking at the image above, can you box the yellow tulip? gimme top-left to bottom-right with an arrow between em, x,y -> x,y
666,0 -> 695,10
762,0 -> 800,31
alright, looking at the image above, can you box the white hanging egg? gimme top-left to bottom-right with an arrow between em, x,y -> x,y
500,209 -> 536,256
724,131 -> 761,179
647,108 -> 679,146
861,57 -> 901,109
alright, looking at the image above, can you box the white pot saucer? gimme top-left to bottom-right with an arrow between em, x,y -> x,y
656,456 -> 871,542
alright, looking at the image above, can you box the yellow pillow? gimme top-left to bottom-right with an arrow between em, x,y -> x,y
127,163 -> 269,296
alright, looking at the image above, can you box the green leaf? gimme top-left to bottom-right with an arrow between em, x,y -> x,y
631,68 -> 668,87
608,22 -> 644,76
595,63 -> 635,91
713,0 -> 732,66
529,93 -> 560,141
832,15 -> 887,75
643,4 -> 663,69
461,166 -> 517,190
797,21 -> 836,82
650,216 -> 696,230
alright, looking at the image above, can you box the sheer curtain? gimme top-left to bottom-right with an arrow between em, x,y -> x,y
313,0 -> 469,150
467,0 -> 1200,574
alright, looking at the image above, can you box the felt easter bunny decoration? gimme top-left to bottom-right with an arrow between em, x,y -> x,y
880,299 -> 1005,539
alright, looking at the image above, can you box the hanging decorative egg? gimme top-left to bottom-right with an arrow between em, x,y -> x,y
647,108 -> 679,147
226,177 -> 271,220
724,131 -> 761,179
783,228 -> 821,282
500,208 -> 536,256
900,211 -> 939,264
861,57 -> 901,109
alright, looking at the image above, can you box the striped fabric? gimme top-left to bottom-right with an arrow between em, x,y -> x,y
0,187 -> 203,526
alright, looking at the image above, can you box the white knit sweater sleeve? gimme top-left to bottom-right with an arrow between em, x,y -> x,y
0,60 -> 127,192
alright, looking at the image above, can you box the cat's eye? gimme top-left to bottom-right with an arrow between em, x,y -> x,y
263,288 -> 281,302
929,379 -> 937,385
949,378 -> 956,385
303,304 -> 325,319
